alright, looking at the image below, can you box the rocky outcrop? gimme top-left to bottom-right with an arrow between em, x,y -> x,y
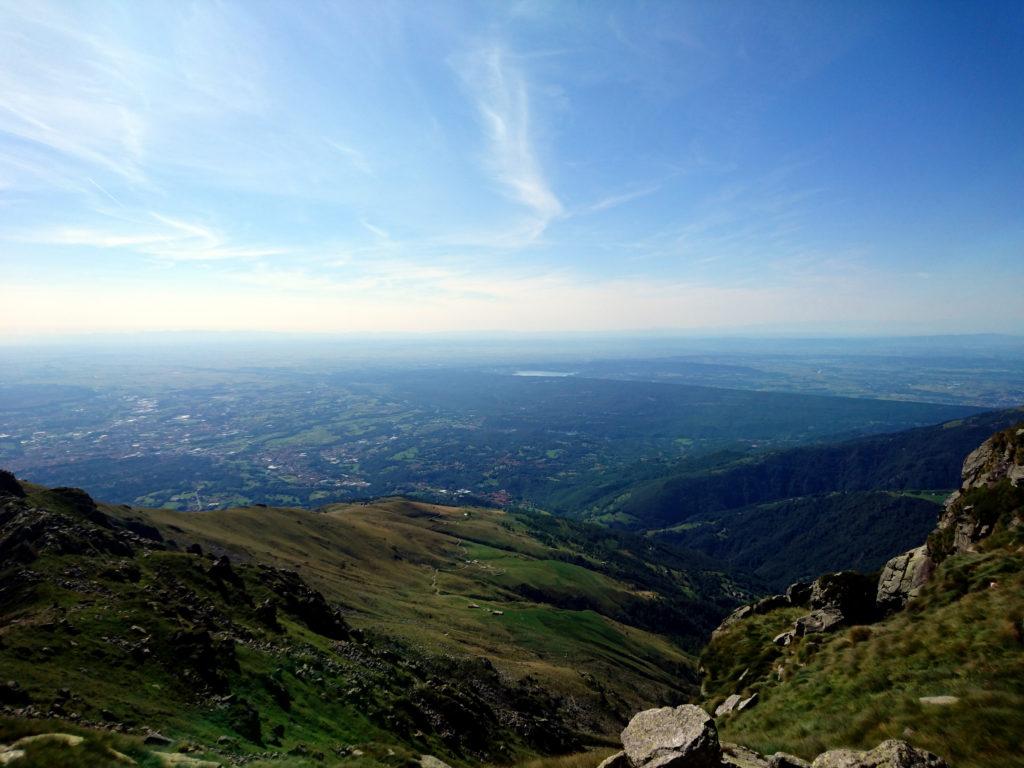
810,740 -> 948,767
933,424 -> 1024,558
954,426 -> 1024,493
0,489 -> 141,566
875,546 -> 932,610
879,423 -> 1024,608
257,565 -> 350,640
717,569 -> 876,645
620,705 -> 721,768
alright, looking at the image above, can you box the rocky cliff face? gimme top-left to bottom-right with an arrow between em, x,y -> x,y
877,422 -> 1024,608
933,424 -> 1024,554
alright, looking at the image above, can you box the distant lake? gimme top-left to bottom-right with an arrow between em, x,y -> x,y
513,370 -> 576,377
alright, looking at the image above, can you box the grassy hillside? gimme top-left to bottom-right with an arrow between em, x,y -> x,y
585,407 -> 1023,528
701,478 -> 1024,768
650,491 -> 943,589
0,475 -> 743,767
127,496 -> 741,683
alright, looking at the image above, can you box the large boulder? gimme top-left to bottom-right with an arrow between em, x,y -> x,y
620,705 -> 721,768
794,607 -> 845,636
811,740 -> 948,768
876,546 -> 933,610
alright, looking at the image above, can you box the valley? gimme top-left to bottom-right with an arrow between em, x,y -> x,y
0,356 -> 987,513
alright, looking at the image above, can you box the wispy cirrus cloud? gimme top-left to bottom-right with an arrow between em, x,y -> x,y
0,4 -> 149,183
12,212 -> 284,262
326,140 -> 373,176
583,184 -> 661,214
454,45 -> 563,239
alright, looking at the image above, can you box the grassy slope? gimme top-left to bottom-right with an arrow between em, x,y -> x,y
125,498 -> 712,713
1,481 -> 741,767
703,537 -> 1024,767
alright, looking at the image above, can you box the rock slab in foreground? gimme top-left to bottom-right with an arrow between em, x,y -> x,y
811,739 -> 948,768
621,704 -> 721,768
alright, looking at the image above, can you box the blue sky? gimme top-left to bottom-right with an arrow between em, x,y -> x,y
1,0 -> 1022,336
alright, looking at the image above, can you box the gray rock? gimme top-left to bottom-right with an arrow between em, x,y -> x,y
811,739 -> 948,767
737,692 -> 759,711
794,607 -> 845,636
773,631 -> 795,646
620,704 -> 721,768
715,694 -> 741,717
420,756 -> 454,768
144,732 -> 173,746
770,753 -> 811,768
722,742 -> 770,767
596,750 -> 631,768
876,546 -> 933,610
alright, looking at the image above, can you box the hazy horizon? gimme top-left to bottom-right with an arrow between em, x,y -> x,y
2,1 -> 1022,337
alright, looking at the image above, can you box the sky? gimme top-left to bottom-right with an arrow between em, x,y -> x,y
1,0 -> 1022,338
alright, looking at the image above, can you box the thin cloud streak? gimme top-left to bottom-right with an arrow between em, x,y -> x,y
11,213 -> 285,262
455,45 -> 564,238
